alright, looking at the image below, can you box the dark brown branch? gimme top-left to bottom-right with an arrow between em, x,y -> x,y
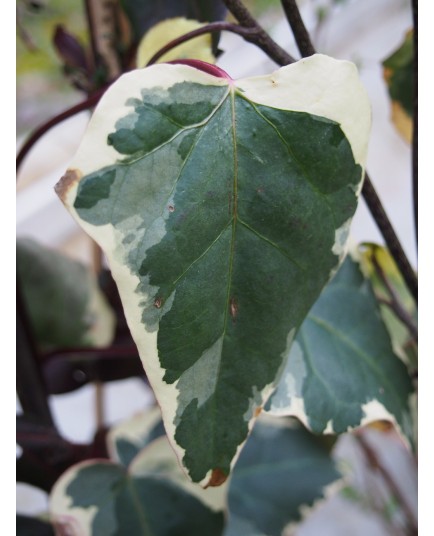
411,0 -> 418,247
281,0 -> 315,56
16,88 -> 106,175
82,0 -> 121,81
16,281 -> 55,427
278,0 -> 418,303
356,431 -> 418,535
83,0 -> 99,72
147,22 -> 260,66
41,344 -> 140,362
222,0 -> 296,65
362,176 -> 418,303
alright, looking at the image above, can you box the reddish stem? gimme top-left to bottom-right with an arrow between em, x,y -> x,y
167,59 -> 233,80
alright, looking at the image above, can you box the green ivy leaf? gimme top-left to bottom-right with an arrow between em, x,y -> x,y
225,417 -> 341,536
50,441 -> 225,535
17,238 -> 115,350
267,255 -> 414,444
55,55 -> 370,485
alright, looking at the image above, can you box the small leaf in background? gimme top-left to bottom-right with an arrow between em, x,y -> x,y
359,243 -> 417,368
17,238 -> 115,351
267,255 -> 414,446
56,55 -> 370,485
53,25 -> 88,71
136,18 -> 215,68
225,417 -> 342,536
120,0 -> 227,45
50,440 -> 225,535
383,29 -> 414,143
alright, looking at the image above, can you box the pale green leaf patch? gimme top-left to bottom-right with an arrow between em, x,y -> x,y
56,55 -> 370,485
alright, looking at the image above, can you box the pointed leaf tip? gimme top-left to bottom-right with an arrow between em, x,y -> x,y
205,468 -> 228,488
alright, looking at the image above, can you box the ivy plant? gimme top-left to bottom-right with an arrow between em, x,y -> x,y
16,0 -> 417,534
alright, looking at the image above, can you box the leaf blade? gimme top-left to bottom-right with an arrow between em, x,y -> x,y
56,56 -> 370,484
267,255 -> 414,444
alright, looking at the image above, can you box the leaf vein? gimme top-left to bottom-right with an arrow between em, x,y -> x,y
237,218 -> 305,272
308,314 -> 405,410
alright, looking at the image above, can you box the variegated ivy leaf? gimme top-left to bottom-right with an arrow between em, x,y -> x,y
49,449 -> 225,536
266,255 -> 414,445
55,54 -> 370,486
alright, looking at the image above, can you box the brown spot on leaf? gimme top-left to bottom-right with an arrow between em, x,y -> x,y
205,468 -> 228,488
230,297 -> 238,320
168,205 -> 175,212
154,297 -> 162,308
254,406 -> 262,417
55,168 -> 82,203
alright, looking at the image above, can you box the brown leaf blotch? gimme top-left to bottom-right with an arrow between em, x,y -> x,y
205,468 -> 228,488
55,168 -> 83,203
154,297 -> 162,308
254,406 -> 262,417
229,297 -> 238,320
